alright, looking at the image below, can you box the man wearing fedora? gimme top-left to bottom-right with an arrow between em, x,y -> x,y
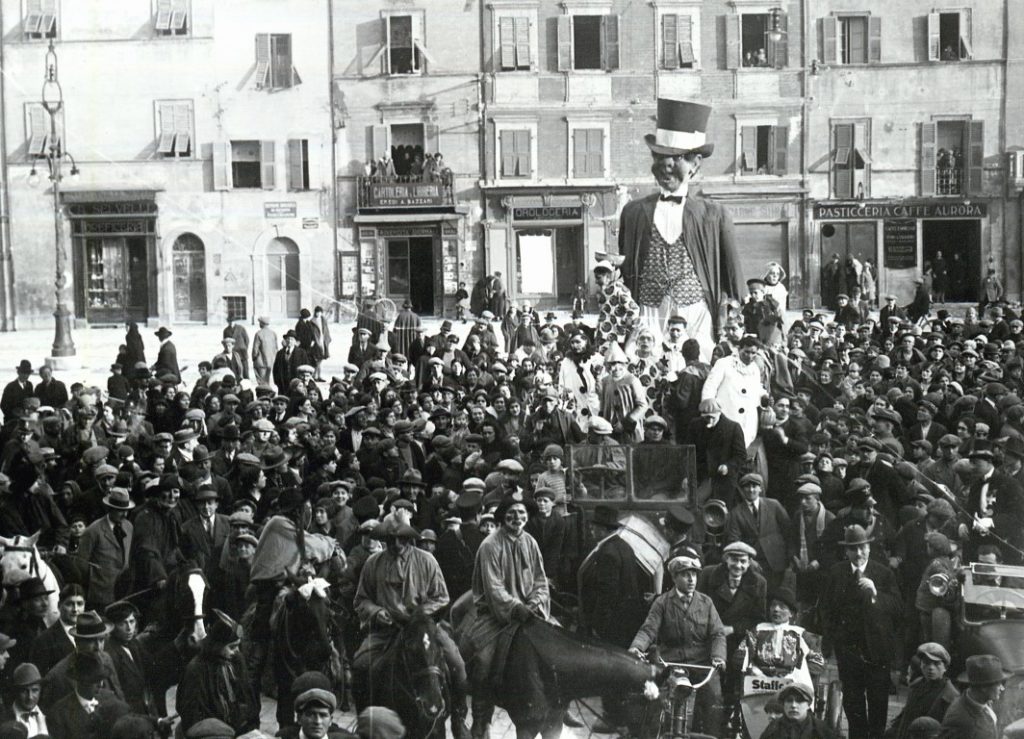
939,654 -> 1009,739
251,315 -> 279,388
0,361 -> 34,426
74,487 -> 132,605
39,610 -> 124,712
818,524 -> 901,739
960,442 -> 1024,564
46,650 -> 121,739
273,330 -> 311,394
151,327 -> 180,384
618,98 -> 744,361
28,584 -> 84,675
181,484 -> 230,580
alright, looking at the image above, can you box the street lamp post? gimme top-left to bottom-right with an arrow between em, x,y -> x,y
31,40 -> 78,361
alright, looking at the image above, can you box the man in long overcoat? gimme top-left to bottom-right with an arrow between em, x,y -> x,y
251,316 -> 278,388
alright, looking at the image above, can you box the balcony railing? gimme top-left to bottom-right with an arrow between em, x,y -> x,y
936,165 -> 964,195
356,174 -> 455,211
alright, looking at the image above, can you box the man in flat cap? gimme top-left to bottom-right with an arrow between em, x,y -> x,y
619,98 -> 744,361
725,473 -> 791,587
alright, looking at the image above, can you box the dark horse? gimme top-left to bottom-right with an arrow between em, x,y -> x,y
453,594 -> 663,739
354,612 -> 450,739
135,564 -> 209,715
271,578 -> 343,729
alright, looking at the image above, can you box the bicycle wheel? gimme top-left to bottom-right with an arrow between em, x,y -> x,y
373,297 -> 398,323
335,299 -> 359,323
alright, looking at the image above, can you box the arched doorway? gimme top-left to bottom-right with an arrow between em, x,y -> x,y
172,233 -> 207,322
267,237 -> 300,317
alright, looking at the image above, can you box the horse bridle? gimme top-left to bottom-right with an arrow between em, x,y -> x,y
397,643 -> 449,734
3,542 -> 42,579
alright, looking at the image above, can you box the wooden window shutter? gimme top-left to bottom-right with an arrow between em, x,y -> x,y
260,140 -> 276,190
773,12 -> 789,68
920,122 -> 937,196
588,129 -> 604,176
212,141 -> 232,190
370,124 -> 389,160
24,0 -> 42,34
155,0 -> 172,30
424,123 -> 439,154
500,131 -> 516,176
499,17 -> 516,70
601,15 -> 619,71
741,126 -> 757,172
772,126 -> 789,175
833,124 -> 854,198
173,103 -> 191,155
157,103 -> 176,155
27,104 -> 47,157
514,130 -> 531,176
39,0 -> 55,34
514,17 -> 531,69
288,139 -> 304,190
254,34 -> 272,88
968,120 -> 984,194
557,16 -> 572,71
959,9 -> 973,59
170,0 -> 188,31
662,14 -> 679,69
927,12 -> 940,61
725,15 -> 741,70
573,129 -> 587,176
868,16 -> 881,63
821,17 -> 839,65
678,15 -> 694,65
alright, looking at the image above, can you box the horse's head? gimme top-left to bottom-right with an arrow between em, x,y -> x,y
399,611 -> 448,723
0,532 -> 42,586
175,567 -> 208,647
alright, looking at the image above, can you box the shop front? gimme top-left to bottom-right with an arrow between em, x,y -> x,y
67,195 -> 159,324
347,215 -> 465,316
483,190 -> 615,309
813,199 -> 989,306
719,198 -> 801,309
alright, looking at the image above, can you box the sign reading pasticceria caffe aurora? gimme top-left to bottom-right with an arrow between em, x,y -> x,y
814,202 -> 988,220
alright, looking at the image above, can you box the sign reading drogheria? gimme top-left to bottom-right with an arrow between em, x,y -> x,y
814,202 -> 988,220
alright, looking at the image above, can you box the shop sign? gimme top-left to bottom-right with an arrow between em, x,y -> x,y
264,201 -> 297,218
814,201 -> 988,220
883,219 -> 917,269
363,182 -> 449,208
512,206 -> 583,221
302,218 -> 319,229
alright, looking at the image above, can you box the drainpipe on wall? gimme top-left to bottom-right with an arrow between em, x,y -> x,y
327,0 -> 340,312
800,0 -> 812,307
0,0 -> 16,331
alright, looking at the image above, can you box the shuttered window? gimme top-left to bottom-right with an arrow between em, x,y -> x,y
156,101 -> 193,158
24,0 -> 56,40
380,14 -> 435,75
556,14 -> 620,71
216,140 -> 277,190
499,130 -> 531,178
26,104 -> 50,158
288,139 -> 310,191
254,34 -> 302,90
155,0 -> 189,36
572,128 -> 604,178
833,122 -> 872,198
661,14 -> 695,69
498,16 -> 531,71
740,126 -> 788,176
825,14 -> 880,65
927,10 -> 972,61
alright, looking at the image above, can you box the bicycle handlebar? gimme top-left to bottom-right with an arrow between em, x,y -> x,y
658,662 -> 719,690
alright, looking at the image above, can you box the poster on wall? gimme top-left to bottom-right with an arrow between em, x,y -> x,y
341,254 -> 359,297
883,219 -> 917,269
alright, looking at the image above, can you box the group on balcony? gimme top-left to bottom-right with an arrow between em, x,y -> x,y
364,145 -> 452,185
936,147 -> 963,195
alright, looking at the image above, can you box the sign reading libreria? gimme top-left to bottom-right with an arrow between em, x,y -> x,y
814,202 -> 988,220
365,182 -> 447,208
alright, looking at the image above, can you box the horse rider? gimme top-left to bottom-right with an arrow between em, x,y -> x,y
245,487 -> 339,704
353,516 -> 470,739
460,496 -> 550,739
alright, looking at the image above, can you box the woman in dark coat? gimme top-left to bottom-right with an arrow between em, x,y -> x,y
124,322 -> 146,366
470,277 -> 489,318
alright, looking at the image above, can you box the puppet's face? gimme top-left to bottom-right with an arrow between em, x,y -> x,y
650,152 -> 700,192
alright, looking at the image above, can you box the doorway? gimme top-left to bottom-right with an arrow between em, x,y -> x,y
172,234 -> 207,322
82,237 -> 150,323
554,227 -> 582,302
923,219 -> 980,302
820,221 -> 876,309
386,236 -> 435,314
267,237 -> 301,317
